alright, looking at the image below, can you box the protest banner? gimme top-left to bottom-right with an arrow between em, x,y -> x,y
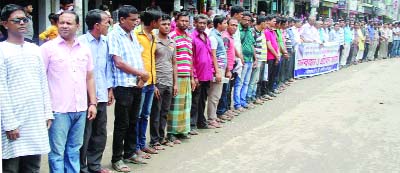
294,42 -> 340,78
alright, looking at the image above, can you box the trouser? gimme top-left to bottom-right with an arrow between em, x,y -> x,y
374,42 -> 380,59
136,85 -> 155,151
150,83 -> 173,145
278,57 -> 288,84
391,40 -> 400,57
378,41 -> 388,59
190,81 -> 209,129
207,68 -> 226,120
217,69 -> 234,115
111,87 -> 141,163
341,43 -> 351,66
287,53 -> 295,79
256,61 -> 268,97
247,62 -> 260,102
363,43 -> 369,60
367,41 -> 378,61
234,62 -> 253,109
388,42 -> 392,57
356,48 -> 364,61
339,45 -> 344,59
347,44 -> 355,64
80,102 -> 108,173
267,59 -> 278,93
3,155 -> 41,173
49,112 -> 86,173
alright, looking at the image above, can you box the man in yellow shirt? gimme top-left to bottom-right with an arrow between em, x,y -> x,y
134,10 -> 161,158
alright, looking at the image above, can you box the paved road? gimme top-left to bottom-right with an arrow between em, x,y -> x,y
41,58 -> 400,172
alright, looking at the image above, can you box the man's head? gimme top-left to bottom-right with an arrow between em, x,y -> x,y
118,5 -> 139,32
58,11 -> 79,40
176,11 -> 189,31
259,11 -> 266,16
22,2 -> 33,14
315,21 -> 322,29
213,15 -> 227,32
207,19 -> 213,29
308,16 -> 316,26
140,10 -> 162,29
266,14 -> 277,28
85,9 -> 109,36
294,19 -> 302,28
334,22 -> 340,31
60,0 -> 74,11
194,14 -> 208,33
256,16 -> 267,30
354,22 -> 360,30
206,8 -> 214,18
226,18 -> 238,35
277,17 -> 288,29
230,6 -> 244,21
350,22 -> 354,29
158,14 -> 171,35
323,21 -> 328,29
240,12 -> 252,28
339,19 -> 345,27
48,13 -> 59,25
1,4 -> 28,37
383,23 -> 388,28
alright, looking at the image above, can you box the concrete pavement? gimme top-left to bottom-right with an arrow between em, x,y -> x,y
40,58 -> 400,172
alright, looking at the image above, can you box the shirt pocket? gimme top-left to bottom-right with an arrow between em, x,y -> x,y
50,56 -> 66,72
77,55 -> 88,72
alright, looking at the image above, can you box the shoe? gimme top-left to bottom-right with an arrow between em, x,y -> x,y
188,129 -> 199,135
267,92 -> 276,97
218,115 -> 232,121
198,124 -> 216,129
208,120 -> 222,128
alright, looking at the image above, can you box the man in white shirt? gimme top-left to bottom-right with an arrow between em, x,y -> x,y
391,22 -> 400,58
300,16 -> 320,43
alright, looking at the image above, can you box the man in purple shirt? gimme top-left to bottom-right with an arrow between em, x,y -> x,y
41,11 -> 97,172
190,14 -> 218,134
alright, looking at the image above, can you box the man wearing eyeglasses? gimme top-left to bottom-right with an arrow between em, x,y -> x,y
0,4 -> 53,172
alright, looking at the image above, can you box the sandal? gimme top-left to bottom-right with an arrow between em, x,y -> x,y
152,143 -> 165,150
112,160 -> 131,172
137,150 -> 152,159
142,147 -> 158,154
161,139 -> 174,147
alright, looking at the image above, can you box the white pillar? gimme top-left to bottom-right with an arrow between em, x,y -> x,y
74,0 -> 83,35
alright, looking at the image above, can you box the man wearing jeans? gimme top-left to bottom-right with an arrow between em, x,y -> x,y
135,10 -> 161,156
234,12 -> 255,111
392,23 -> 400,58
41,11 -> 97,172
78,9 -> 113,173
108,5 -> 149,172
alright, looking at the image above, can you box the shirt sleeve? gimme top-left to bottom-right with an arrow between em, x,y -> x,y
86,47 -> 94,72
0,50 -> 21,131
209,36 -> 218,50
108,33 -> 122,57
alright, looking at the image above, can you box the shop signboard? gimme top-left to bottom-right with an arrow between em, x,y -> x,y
338,0 -> 346,9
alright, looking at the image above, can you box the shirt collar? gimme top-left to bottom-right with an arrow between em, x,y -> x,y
54,35 -> 80,47
85,31 -> 106,43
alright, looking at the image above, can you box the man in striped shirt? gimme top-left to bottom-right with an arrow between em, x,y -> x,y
1,4 -> 53,172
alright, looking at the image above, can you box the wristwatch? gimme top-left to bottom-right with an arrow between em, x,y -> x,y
89,103 -> 97,107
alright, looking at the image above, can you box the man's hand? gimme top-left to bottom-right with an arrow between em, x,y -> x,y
252,61 -> 257,68
225,70 -> 232,79
47,119 -> 52,129
283,53 -> 289,59
215,71 -> 222,83
6,129 -> 20,140
107,89 -> 114,106
274,59 -> 279,65
137,79 -> 145,88
140,71 -> 150,82
173,84 -> 178,97
154,86 -> 160,100
87,105 -> 97,120
191,78 -> 197,91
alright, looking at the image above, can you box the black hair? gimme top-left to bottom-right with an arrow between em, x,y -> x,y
265,14 -> 276,21
85,9 -> 106,30
99,4 -> 109,11
213,15 -> 226,28
277,17 -> 287,24
60,0 -> 74,5
194,14 -> 208,22
230,6 -> 244,17
173,11 -> 179,16
1,4 -> 25,21
140,10 -> 162,26
117,5 -> 138,22
256,15 -> 267,25
48,13 -> 59,23
333,22 -> 339,26
60,10 -> 79,24
207,19 -> 213,25
227,18 -> 238,25
242,11 -> 252,18
161,14 -> 171,21
176,11 -> 189,21
206,8 -> 213,13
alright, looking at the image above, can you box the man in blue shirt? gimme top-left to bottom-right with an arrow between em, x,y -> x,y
78,9 -> 114,173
